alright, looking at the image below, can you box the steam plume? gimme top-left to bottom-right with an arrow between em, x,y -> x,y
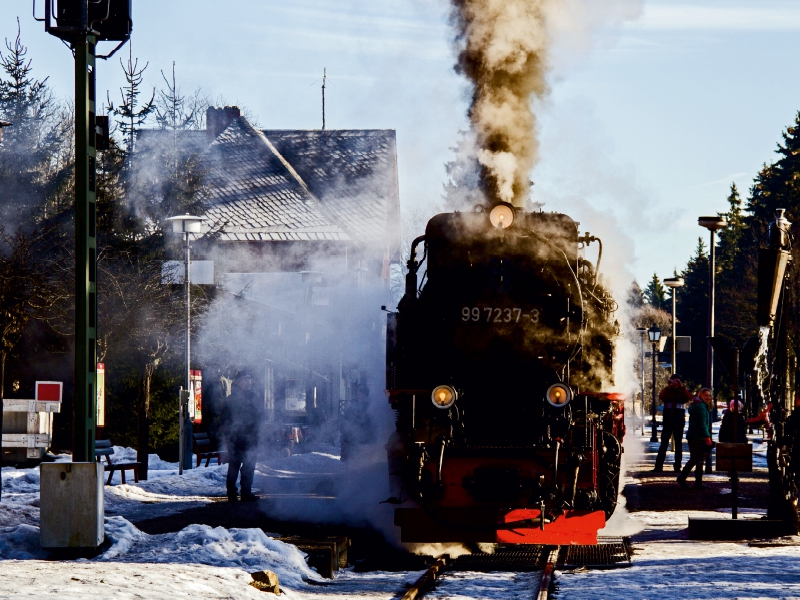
450,0 -> 550,208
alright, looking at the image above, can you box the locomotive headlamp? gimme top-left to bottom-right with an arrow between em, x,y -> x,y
489,203 -> 515,229
431,385 -> 458,409
546,383 -> 572,407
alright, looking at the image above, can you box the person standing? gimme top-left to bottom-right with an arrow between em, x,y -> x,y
653,374 -> 693,472
220,370 -> 264,502
677,392 -> 713,490
698,387 -> 715,473
719,399 -> 747,444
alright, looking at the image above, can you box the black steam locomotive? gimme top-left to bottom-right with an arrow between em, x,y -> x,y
385,203 -> 624,544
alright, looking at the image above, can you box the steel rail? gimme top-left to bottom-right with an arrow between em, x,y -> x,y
536,547 -> 560,600
401,558 -> 447,600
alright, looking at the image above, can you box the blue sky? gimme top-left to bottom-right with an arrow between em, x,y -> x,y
4,0 -> 800,289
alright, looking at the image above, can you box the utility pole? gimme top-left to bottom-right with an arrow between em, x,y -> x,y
322,68 -> 326,130
37,0 -> 132,463
74,31 -> 97,462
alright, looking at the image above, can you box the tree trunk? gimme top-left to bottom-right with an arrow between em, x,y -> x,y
137,361 -> 155,480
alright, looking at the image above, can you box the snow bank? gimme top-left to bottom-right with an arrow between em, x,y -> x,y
0,523 -> 48,559
98,517 -> 322,588
0,514 -> 323,590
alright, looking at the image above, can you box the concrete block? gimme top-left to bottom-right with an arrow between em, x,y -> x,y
40,462 -> 104,549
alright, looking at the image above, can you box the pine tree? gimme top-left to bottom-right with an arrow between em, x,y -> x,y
627,281 -> 645,309
0,20 -> 70,222
154,62 -> 197,135
717,183 -> 744,274
644,274 -> 667,310
109,44 -> 155,160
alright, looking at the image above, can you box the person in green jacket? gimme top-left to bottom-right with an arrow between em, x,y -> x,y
677,389 -> 713,490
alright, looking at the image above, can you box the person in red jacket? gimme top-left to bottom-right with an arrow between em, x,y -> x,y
653,374 -> 693,472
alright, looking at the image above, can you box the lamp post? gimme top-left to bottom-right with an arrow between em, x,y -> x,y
166,214 -> 204,474
698,216 -> 727,399
648,324 -> 662,442
636,327 -> 647,434
663,277 -> 685,373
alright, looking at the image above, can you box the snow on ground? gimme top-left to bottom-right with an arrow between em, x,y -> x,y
0,447 -> 350,598
556,509 -> 800,600
0,561 -> 271,599
3,437 -> 799,599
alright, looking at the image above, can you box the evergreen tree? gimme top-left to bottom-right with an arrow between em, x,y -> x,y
109,44 -> 155,160
154,62 -> 197,135
0,21 -> 70,223
717,183 -> 744,274
644,273 -> 667,310
627,281 -> 645,309
747,113 -> 800,233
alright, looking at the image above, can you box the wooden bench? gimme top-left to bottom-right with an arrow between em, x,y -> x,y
193,432 -> 224,467
95,440 -> 141,485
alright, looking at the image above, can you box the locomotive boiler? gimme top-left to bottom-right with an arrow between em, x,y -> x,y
385,203 -> 624,545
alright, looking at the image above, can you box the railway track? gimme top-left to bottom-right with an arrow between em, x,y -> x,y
400,538 -> 631,600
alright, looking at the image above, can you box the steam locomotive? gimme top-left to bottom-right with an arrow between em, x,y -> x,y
385,203 -> 624,545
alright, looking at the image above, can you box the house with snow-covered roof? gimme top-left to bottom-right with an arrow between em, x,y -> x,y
135,106 -> 401,446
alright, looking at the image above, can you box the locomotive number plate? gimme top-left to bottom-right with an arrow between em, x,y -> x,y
461,306 -> 540,324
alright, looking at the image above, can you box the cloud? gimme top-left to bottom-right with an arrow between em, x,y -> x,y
633,3 -> 800,31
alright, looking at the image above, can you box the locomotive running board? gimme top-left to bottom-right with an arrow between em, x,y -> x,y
395,508 -> 605,545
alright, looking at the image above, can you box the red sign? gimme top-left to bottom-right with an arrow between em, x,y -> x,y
35,381 -> 63,402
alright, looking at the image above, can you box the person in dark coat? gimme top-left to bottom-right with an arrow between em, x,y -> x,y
697,387 -> 714,473
653,374 -> 693,472
220,370 -> 264,502
718,400 -> 747,444
677,393 -> 712,489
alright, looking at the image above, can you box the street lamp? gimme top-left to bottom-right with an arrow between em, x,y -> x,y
663,277 -> 685,374
698,216 -> 727,399
648,324 -> 662,443
166,213 -> 204,474
636,327 -> 647,435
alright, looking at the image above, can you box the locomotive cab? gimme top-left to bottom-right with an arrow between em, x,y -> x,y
386,206 -> 623,545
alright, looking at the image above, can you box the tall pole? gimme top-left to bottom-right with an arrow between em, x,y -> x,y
637,329 -> 646,435
708,229 -> 716,395
650,341 -> 658,442
699,216 -> 726,396
640,334 -> 645,434
322,68 -> 326,130
664,277 -> 684,375
179,231 -> 192,474
672,292 -> 678,372
0,122 -> 10,500
73,31 -> 98,463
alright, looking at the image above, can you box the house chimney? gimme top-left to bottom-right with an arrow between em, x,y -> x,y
206,106 -> 241,141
